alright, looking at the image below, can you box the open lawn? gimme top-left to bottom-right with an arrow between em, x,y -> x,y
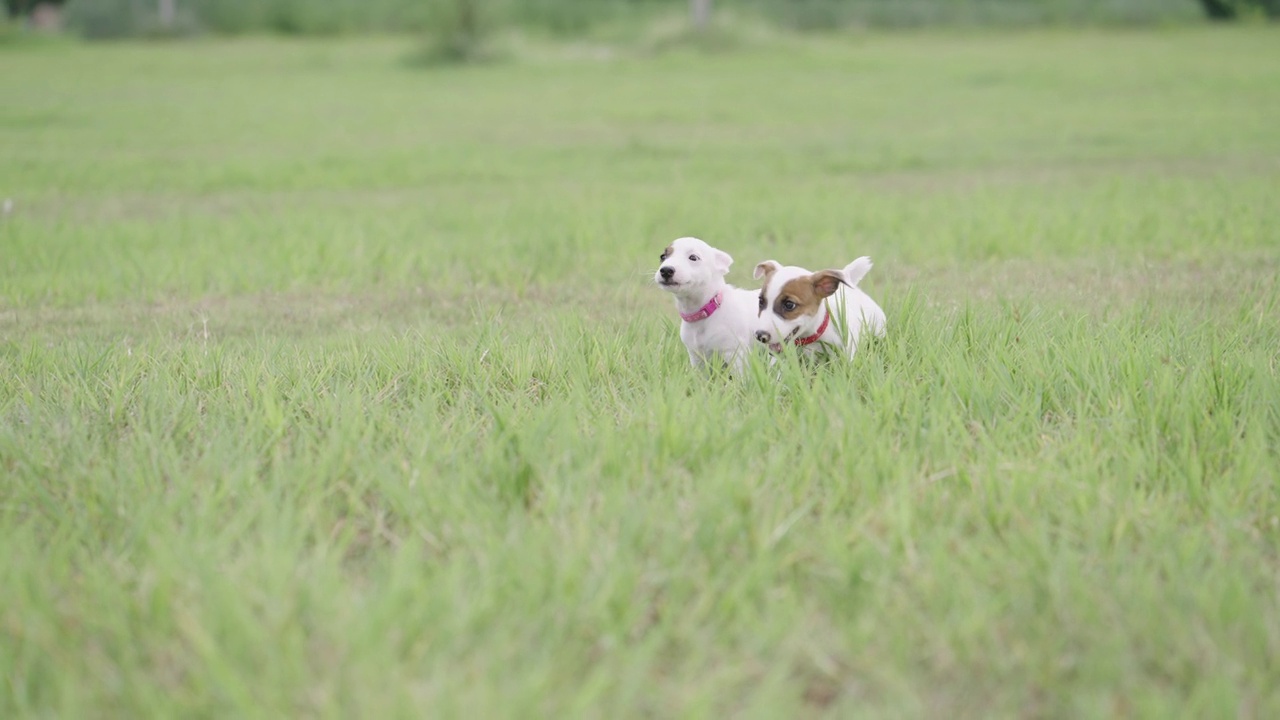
2,26 -> 1280,718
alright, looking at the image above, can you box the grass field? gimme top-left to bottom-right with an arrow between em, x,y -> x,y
2,26 -> 1280,718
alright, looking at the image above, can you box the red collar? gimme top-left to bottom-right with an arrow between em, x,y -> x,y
680,292 -> 723,323
794,310 -> 830,347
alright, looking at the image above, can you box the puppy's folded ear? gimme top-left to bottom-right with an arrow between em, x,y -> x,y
812,269 -> 848,298
714,249 -> 734,275
754,260 -> 780,280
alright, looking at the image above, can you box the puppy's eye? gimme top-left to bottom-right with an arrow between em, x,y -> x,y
758,295 -> 766,312
782,299 -> 797,312
689,254 -> 699,262
660,252 -> 669,261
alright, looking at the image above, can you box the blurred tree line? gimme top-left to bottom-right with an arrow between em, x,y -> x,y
5,0 -> 1276,40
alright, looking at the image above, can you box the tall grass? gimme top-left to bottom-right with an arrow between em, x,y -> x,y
2,26 -> 1279,717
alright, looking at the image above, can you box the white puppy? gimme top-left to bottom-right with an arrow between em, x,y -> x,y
752,256 -> 886,359
654,237 -> 759,373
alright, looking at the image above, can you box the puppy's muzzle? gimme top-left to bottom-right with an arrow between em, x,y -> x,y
659,266 -> 675,282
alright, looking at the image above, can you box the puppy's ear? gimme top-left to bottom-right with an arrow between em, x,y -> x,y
713,249 -> 733,275
754,260 -> 780,281
812,269 -> 848,298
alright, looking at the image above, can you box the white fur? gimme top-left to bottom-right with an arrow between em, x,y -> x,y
753,256 -> 886,359
655,237 -> 759,373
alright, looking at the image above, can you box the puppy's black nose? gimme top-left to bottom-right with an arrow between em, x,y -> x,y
659,266 -> 674,280
755,330 -> 770,344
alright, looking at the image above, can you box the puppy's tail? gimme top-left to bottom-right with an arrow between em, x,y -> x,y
843,257 -> 873,287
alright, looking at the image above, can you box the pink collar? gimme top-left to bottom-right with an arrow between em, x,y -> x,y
794,310 -> 831,347
680,292 -> 723,323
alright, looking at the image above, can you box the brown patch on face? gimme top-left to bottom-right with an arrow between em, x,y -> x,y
755,262 -> 780,315
773,276 -> 826,320
660,246 -> 673,262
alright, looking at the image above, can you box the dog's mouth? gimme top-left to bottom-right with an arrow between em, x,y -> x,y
766,328 -> 800,353
658,278 -> 680,288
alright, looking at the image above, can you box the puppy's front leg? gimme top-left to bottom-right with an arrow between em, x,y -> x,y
688,348 -> 706,369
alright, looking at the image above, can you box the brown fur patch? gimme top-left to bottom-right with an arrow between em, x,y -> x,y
755,262 -> 781,315
773,275 -> 826,321
660,246 -> 673,261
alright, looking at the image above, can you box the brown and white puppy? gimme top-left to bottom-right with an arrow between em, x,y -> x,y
752,257 -> 886,359
655,236 -> 759,373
